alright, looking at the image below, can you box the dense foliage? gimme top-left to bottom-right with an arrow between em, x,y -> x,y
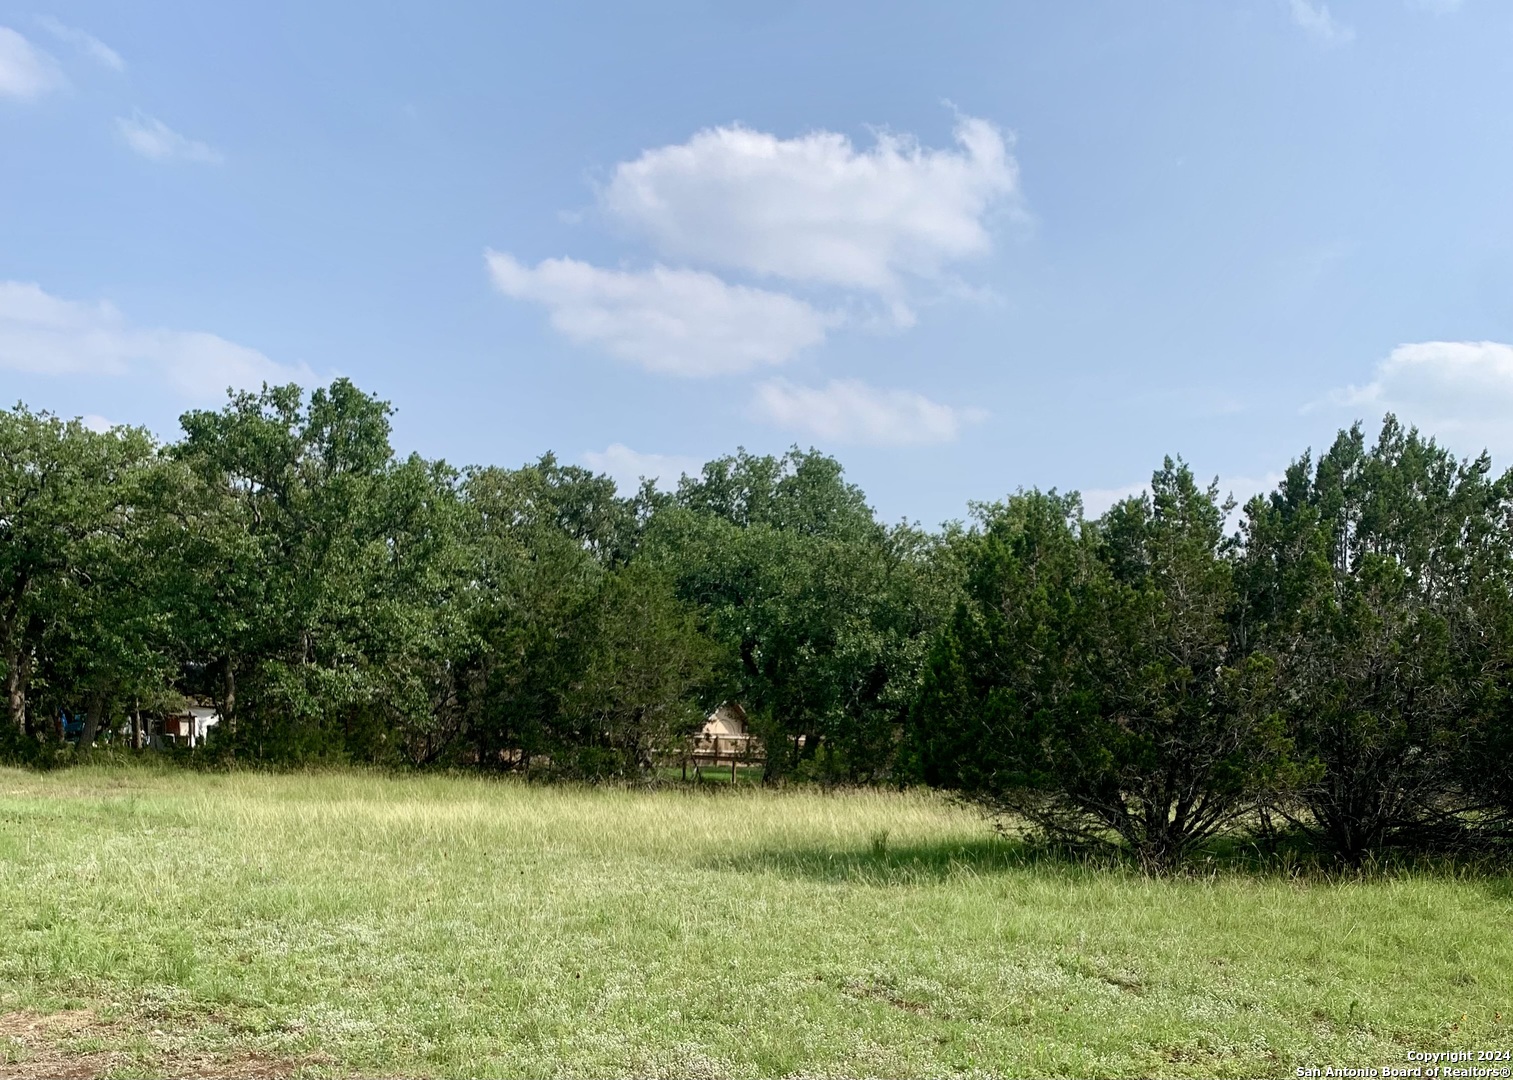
3,380 -> 1511,866
914,467 -> 1290,870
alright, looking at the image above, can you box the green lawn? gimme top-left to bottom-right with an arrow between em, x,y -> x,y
1,765 -> 1509,1078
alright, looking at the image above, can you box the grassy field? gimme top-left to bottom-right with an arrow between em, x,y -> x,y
1,765 -> 1510,1079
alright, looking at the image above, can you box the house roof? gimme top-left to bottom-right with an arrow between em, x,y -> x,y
700,702 -> 750,737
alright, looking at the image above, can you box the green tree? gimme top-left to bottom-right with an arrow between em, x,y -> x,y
647,449 -> 951,782
1238,418 -> 1512,860
0,408 -> 155,741
171,379 -> 470,761
35,450 -> 189,748
558,562 -> 720,777
453,462 -> 606,769
915,464 -> 1287,871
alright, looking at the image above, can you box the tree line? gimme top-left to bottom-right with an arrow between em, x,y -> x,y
4,379 -> 1511,867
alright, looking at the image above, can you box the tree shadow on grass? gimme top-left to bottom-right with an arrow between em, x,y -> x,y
700,834 -> 1108,886
703,831 -> 1513,892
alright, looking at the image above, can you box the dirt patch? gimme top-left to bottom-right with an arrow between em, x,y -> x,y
843,980 -> 931,1015
153,1049 -> 315,1079
0,1009 -> 329,1079
0,1010 -> 120,1080
1097,970 -> 1144,995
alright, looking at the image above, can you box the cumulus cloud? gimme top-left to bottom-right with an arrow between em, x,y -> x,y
116,110 -> 224,164
1327,340 -> 1513,459
599,115 -> 1017,318
35,17 -> 124,71
0,26 -> 63,99
486,252 -> 836,376
754,378 -> 984,446
0,281 -> 315,399
582,443 -> 703,495
1288,0 -> 1356,45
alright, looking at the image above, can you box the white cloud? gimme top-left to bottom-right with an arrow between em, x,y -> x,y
0,281 -> 315,399
1327,340 -> 1513,460
486,252 -> 835,376
1080,481 -> 1151,519
80,414 -> 114,433
582,443 -> 703,495
149,330 -> 311,400
1288,0 -> 1356,45
0,284 -> 132,375
116,110 -> 224,164
35,17 -> 124,71
754,378 -> 985,446
487,113 -> 1018,375
599,115 -> 1017,318
0,26 -> 63,99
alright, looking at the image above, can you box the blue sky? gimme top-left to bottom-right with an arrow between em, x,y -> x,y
2,1 -> 1510,525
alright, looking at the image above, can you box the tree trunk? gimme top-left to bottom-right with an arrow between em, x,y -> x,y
6,648 -> 29,736
223,658 -> 237,737
81,685 -> 107,748
2,578 -> 28,736
132,700 -> 143,751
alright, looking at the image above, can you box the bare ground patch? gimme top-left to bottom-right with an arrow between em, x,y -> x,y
842,979 -> 932,1015
0,1009 -> 335,1079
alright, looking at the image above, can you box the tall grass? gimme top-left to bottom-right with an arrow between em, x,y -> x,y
1,766 -> 1509,1078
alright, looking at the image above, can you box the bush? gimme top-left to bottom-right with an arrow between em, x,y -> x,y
914,464 -> 1292,872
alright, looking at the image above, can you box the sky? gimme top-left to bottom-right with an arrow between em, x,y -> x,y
2,0 -> 1510,526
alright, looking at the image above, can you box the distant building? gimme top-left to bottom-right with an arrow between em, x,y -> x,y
155,703 -> 220,749
682,702 -> 764,779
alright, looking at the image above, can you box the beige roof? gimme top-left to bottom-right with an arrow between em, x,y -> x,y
700,702 -> 749,737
